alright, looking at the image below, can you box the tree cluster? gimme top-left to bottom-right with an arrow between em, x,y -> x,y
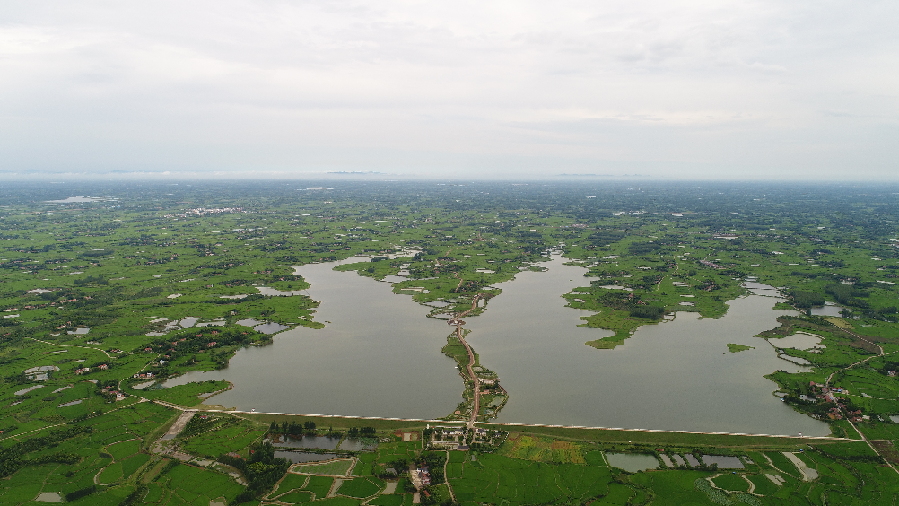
220,441 -> 289,499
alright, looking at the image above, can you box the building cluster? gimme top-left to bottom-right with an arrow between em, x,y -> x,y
414,464 -> 431,486
75,363 -> 108,375
431,426 -> 467,450
164,207 -> 246,218
23,365 -> 59,381
807,382 -> 868,423
427,424 -> 506,451
99,385 -> 127,401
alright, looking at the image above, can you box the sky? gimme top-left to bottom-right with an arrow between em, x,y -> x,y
1,1 -> 897,180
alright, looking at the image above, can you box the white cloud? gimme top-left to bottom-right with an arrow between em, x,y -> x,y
1,0 -> 897,179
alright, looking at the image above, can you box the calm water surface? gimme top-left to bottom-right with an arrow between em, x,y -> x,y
169,254 -> 829,435
468,254 -> 827,435
167,257 -> 460,419
605,453 -> 659,473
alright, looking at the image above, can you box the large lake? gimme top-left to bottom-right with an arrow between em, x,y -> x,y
169,254 -> 829,436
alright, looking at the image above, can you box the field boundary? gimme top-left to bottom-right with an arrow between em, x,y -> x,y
191,406 -> 851,441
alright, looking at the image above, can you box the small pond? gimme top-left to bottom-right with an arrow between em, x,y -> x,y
684,454 -> 701,466
701,455 -> 744,468
254,322 -> 289,334
605,453 -> 659,473
595,285 -> 632,291
338,438 -> 377,451
810,302 -> 845,317
768,332 -> 824,351
273,435 -> 341,450
34,492 -> 63,502
197,320 -> 226,327
179,317 -> 198,328
14,385 -> 45,396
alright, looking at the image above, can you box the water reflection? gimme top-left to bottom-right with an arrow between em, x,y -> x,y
810,303 -> 845,317
275,451 -> 339,463
605,453 -> 659,473
274,434 -> 340,450
336,438 -> 377,451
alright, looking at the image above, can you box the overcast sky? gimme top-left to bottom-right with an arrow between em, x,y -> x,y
1,1 -> 897,180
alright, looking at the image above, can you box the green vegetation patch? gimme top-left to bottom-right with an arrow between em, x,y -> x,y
272,472 -> 309,496
180,413 -> 264,458
136,380 -> 231,407
368,494 -> 405,506
154,462 -> 246,505
291,458 -> 355,476
4,181 -> 899,504
301,475 -> 335,498
498,433 -> 587,463
336,476 -> 384,498
449,453 -> 611,505
275,490 -> 314,503
106,438 -> 142,460
710,473 -> 750,492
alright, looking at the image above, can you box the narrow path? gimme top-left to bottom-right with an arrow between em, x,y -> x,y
327,478 -> 342,498
782,452 -> 817,482
824,326 -> 885,388
161,410 -> 196,440
27,336 -> 112,358
821,323 -> 899,476
443,450 -> 456,503
120,355 -> 160,391
453,293 -> 485,428
744,475 -> 755,494
0,398 -> 147,442
704,474 -> 761,497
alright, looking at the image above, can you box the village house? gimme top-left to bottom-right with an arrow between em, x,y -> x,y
416,465 -> 431,486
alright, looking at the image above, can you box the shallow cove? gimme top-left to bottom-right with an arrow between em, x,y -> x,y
466,254 -> 829,436
166,257 -> 460,419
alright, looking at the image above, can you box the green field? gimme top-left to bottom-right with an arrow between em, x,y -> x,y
336,477 -> 384,498
2,180 -> 899,504
292,459 -> 356,477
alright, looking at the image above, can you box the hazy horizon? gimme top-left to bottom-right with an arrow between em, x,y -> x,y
2,1 -> 897,181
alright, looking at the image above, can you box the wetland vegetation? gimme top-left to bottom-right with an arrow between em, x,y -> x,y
1,179 -> 899,504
